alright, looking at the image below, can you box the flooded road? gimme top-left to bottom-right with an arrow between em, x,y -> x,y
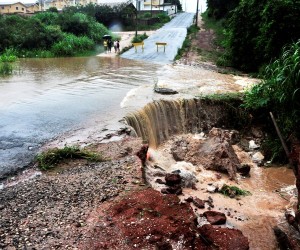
0,57 -> 159,178
0,56 -> 260,179
121,13 -> 194,63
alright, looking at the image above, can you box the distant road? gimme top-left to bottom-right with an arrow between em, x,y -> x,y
121,12 -> 195,64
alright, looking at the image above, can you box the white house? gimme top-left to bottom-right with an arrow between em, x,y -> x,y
98,0 -> 177,15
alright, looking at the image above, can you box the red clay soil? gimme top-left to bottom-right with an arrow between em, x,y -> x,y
82,188 -> 249,250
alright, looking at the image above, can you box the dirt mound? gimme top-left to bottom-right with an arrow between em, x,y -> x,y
83,188 -> 249,249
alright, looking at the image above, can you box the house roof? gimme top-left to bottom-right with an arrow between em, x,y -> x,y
0,2 -> 27,7
98,0 -> 131,4
24,3 -> 38,7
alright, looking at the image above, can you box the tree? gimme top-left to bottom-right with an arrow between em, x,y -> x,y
165,0 -> 182,11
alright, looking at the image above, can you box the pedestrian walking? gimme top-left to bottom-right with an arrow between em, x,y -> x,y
114,40 -> 118,53
117,40 -> 120,52
108,39 -> 112,53
103,39 -> 108,53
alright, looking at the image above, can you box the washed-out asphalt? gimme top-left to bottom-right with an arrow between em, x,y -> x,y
121,12 -> 195,64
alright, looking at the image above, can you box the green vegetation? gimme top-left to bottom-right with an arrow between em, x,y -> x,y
0,11 -> 111,58
243,41 -> 300,161
219,184 -> 251,197
35,146 -> 105,170
205,0 -> 300,73
132,33 -> 148,43
207,0 -> 240,20
175,24 -> 199,60
0,48 -> 17,76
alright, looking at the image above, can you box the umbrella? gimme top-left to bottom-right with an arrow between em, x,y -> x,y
103,34 -> 112,39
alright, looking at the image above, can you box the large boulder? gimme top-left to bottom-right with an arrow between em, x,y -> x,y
198,224 -> 249,250
203,210 -> 226,225
171,128 -> 241,180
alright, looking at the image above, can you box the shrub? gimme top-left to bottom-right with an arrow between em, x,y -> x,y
243,41 -> 300,137
0,48 -> 17,62
51,34 -> 94,56
131,33 -> 148,43
35,146 -> 105,170
0,62 -> 13,76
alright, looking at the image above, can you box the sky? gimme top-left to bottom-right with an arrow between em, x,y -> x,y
180,0 -> 207,13
1,0 -> 208,12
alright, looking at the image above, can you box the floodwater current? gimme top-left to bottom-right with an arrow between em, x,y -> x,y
0,54 -> 297,249
0,56 -> 159,177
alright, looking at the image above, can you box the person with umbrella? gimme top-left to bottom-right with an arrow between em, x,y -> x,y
103,35 -> 111,53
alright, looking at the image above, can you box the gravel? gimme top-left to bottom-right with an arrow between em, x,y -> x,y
0,155 -> 141,249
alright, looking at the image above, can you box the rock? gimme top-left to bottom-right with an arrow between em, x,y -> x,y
173,128 -> 241,180
252,152 -> 264,163
136,144 -> 149,166
155,241 -> 173,250
207,184 -> 217,193
203,211 -> 226,225
184,196 -> 193,203
250,127 -> 263,138
165,173 -> 181,186
198,224 -> 249,249
237,164 -> 251,176
171,140 -> 188,161
155,179 -> 166,185
170,168 -> 197,189
154,87 -> 178,95
285,212 -> 299,232
249,140 -> 260,150
273,227 -> 296,250
193,198 -> 205,209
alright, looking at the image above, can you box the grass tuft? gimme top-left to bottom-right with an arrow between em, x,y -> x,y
35,146 -> 105,170
219,184 -> 251,197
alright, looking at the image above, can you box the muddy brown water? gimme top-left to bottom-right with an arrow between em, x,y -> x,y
0,57 -> 159,177
0,56 -> 296,249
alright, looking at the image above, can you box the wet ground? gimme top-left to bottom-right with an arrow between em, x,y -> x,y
121,13 -> 194,63
0,12 -> 297,250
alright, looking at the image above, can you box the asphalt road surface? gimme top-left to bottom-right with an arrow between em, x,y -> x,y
121,12 -> 195,64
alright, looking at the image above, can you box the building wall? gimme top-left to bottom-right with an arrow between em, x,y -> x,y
0,3 -> 27,14
26,4 -> 40,13
44,0 -> 97,11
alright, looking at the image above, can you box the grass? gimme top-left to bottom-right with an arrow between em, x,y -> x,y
35,146 -> 106,170
0,62 -> 13,76
175,24 -> 200,60
131,32 -> 148,43
0,48 -> 17,76
219,184 -> 251,197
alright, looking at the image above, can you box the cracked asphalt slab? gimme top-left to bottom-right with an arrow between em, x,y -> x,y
121,12 -> 195,64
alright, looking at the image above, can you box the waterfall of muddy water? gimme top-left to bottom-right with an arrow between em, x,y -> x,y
125,98 -> 242,147
146,136 -> 296,250
0,57 -> 159,178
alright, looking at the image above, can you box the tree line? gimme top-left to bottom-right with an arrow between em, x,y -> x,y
0,9 -> 111,57
207,0 -> 300,72
207,0 -> 300,161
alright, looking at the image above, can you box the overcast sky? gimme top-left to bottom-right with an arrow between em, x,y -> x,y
180,0 -> 207,13
1,0 -> 207,13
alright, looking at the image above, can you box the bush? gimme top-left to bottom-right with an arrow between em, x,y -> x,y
131,33 -> 148,43
0,48 -> 17,62
244,41 -> 300,136
0,62 -> 13,76
51,34 -> 94,56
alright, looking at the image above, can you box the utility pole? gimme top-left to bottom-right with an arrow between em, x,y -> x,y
135,0 -> 138,37
151,0 -> 153,17
195,0 -> 199,27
